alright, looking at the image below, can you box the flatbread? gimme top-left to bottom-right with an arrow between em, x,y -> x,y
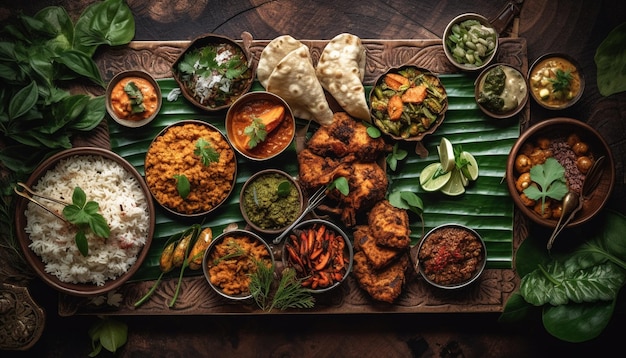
257,35 -> 305,89
266,45 -> 334,126
316,33 -> 370,121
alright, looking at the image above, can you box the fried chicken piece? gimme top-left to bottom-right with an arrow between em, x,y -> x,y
368,200 -> 411,249
353,225 -> 403,269
297,148 -> 354,190
306,112 -> 391,161
353,251 -> 408,303
331,162 -> 388,227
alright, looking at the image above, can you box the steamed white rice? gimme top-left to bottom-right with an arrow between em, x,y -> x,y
24,154 -> 150,286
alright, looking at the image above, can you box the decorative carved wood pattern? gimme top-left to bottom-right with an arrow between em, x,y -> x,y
59,37 -> 527,316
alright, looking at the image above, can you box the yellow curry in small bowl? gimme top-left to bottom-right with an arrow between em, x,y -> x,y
528,53 -> 584,110
106,70 -> 161,128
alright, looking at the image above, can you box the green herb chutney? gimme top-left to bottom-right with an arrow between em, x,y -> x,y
242,173 -> 301,230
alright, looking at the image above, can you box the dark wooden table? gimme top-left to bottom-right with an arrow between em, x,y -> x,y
2,0 -> 626,356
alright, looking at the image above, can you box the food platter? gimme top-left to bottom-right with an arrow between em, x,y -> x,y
58,37 -> 528,315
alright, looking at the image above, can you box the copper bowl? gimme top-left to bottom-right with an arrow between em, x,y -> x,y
369,65 -> 448,154
105,70 -> 162,128
506,118 -> 614,228
202,229 -> 274,301
528,53 -> 585,110
281,219 -> 354,293
475,63 -> 528,119
172,34 -> 255,112
443,13 -> 499,72
144,120 -> 238,218
239,169 -> 305,236
416,224 -> 486,289
14,147 -> 155,297
225,91 -> 296,161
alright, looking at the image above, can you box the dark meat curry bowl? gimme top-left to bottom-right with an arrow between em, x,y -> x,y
416,224 -> 486,290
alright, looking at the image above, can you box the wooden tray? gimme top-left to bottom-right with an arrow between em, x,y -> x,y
59,37 -> 529,316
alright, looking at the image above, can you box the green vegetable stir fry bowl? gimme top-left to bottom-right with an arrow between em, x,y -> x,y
505,118 -> 614,229
443,13 -> 499,72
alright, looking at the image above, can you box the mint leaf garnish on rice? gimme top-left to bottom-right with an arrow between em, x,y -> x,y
62,186 -> 111,256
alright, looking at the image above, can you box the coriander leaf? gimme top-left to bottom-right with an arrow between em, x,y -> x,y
549,69 -> 573,94
194,138 -> 219,166
244,117 -> 267,149
523,157 -> 568,207
173,174 -> 190,199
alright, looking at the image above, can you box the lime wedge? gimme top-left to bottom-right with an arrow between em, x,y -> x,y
440,168 -> 466,196
460,151 -> 479,181
419,163 -> 452,192
438,137 -> 455,173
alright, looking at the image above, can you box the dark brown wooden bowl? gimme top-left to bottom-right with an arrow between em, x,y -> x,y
171,34 -> 255,112
506,118 -> 615,228
14,147 -> 155,297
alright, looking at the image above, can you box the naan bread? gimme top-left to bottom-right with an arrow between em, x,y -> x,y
257,35 -> 305,89
266,45 -> 334,126
316,33 -> 370,121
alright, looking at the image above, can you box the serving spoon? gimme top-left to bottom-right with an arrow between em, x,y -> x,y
546,155 -> 606,250
14,182 -> 71,224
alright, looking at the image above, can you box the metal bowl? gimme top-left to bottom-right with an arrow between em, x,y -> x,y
144,120 -> 238,218
506,118 -> 614,228
475,63 -> 528,119
443,13 -> 499,72
281,219 -> 354,293
105,70 -> 162,128
239,169 -> 305,236
202,229 -> 274,301
171,34 -> 255,112
225,91 -> 295,161
416,224 -> 486,289
528,53 -> 585,110
14,147 -> 155,297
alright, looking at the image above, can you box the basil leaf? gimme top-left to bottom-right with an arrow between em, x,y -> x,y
277,181 -> 292,198
72,186 -> 87,207
89,214 -> 110,238
174,174 -> 190,199
8,81 -> 38,119
34,6 -> 74,52
69,95 -> 106,131
74,0 -> 135,56
55,49 -> 104,87
75,230 -> 89,257
82,200 -> 100,215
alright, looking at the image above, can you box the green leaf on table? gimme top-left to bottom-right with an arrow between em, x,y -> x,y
34,6 -> 74,52
88,317 -> 128,356
8,81 -> 38,119
55,49 -> 104,87
74,0 -> 135,56
595,22 -> 626,96
542,300 -> 615,343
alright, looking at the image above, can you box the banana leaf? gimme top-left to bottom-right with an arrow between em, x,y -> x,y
109,75 -> 518,281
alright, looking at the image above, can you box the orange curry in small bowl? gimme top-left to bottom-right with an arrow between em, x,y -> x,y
226,91 -> 295,161
106,70 -> 161,128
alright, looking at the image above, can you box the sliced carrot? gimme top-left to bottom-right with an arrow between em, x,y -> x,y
384,73 -> 410,91
387,95 -> 404,121
255,105 -> 285,133
401,85 -> 428,103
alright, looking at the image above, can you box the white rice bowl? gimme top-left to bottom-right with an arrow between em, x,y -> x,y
24,154 -> 150,286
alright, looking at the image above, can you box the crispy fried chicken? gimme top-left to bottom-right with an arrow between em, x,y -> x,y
368,200 -> 411,249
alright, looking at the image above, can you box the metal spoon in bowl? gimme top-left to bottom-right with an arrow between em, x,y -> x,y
546,156 -> 606,250
272,186 -> 327,245
14,182 -> 71,224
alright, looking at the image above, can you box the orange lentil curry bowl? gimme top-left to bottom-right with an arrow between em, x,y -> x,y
144,120 -> 238,217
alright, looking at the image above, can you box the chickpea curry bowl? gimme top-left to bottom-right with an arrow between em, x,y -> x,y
144,120 -> 238,217
528,53 -> 584,110
369,65 -> 448,144
506,118 -> 614,228
202,229 -> 274,300
416,224 -> 486,289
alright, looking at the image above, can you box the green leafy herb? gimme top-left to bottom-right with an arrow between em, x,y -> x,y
388,190 -> 425,238
277,181 -> 292,198
243,117 -> 267,149
454,145 -> 469,170
595,22 -> 626,96
500,209 -> 626,343
173,174 -> 190,199
549,69 -> 573,94
88,317 -> 128,357
213,239 -> 245,265
249,263 -> 315,312
122,81 -> 145,114
194,138 -> 219,166
523,157 -> 568,213
328,176 -> 350,196
386,143 -> 408,171
62,186 -> 110,256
